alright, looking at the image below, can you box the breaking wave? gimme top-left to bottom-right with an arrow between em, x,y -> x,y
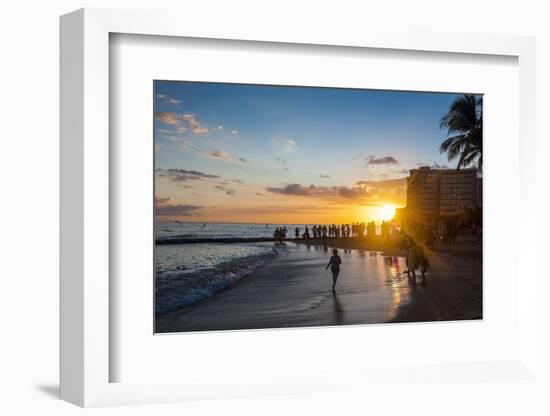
155,245 -> 278,315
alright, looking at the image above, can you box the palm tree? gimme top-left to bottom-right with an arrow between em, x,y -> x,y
439,94 -> 483,169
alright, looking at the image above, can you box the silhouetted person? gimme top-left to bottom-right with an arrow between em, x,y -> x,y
406,243 -> 419,286
295,227 -> 300,239
418,244 -> 429,286
273,227 -> 281,244
325,248 -> 342,291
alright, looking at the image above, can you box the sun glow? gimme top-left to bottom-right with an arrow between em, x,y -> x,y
379,204 -> 396,221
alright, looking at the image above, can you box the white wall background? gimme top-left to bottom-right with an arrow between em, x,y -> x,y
0,0 -> 548,415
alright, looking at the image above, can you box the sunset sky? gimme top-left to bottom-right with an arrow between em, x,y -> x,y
154,81 -> 464,224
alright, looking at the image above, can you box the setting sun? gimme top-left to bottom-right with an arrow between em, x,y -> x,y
380,204 -> 396,221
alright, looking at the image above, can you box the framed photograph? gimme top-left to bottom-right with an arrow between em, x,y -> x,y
60,8 -> 538,407
153,81 -> 483,334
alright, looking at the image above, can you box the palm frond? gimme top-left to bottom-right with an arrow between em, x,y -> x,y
439,94 -> 483,169
439,134 -> 466,153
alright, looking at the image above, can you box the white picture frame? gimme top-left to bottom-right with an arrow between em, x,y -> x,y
60,7 -> 537,407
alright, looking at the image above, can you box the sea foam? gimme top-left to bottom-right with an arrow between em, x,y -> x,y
155,244 -> 278,315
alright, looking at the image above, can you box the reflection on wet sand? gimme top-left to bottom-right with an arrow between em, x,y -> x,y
332,292 -> 345,325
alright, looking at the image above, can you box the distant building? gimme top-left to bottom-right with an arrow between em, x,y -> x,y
395,166 -> 481,221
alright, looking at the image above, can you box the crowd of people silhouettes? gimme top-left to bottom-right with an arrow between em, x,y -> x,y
273,226 -> 288,244
282,221 -> 397,241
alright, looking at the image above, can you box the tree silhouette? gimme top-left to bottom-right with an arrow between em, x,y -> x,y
439,94 -> 482,169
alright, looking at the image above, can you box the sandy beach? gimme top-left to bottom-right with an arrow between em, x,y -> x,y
155,237 -> 481,333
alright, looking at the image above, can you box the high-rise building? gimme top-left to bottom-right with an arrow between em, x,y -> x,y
395,166 -> 480,220
406,166 -> 440,217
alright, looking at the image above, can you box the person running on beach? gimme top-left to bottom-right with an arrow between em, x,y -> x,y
325,248 -> 342,291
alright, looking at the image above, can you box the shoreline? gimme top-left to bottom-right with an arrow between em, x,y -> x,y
155,236 -> 482,333
156,235 -> 409,255
156,244 -> 421,333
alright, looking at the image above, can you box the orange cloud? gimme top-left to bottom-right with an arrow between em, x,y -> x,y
155,112 -> 208,135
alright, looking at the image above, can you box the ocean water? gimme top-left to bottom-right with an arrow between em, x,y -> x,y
155,241 -> 279,314
156,222 -> 303,242
155,223 -> 296,314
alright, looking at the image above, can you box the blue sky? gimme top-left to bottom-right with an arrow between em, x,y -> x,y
154,81 -> 473,223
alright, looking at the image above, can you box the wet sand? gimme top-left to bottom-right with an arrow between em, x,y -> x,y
295,236 -> 482,322
156,243 -> 448,333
